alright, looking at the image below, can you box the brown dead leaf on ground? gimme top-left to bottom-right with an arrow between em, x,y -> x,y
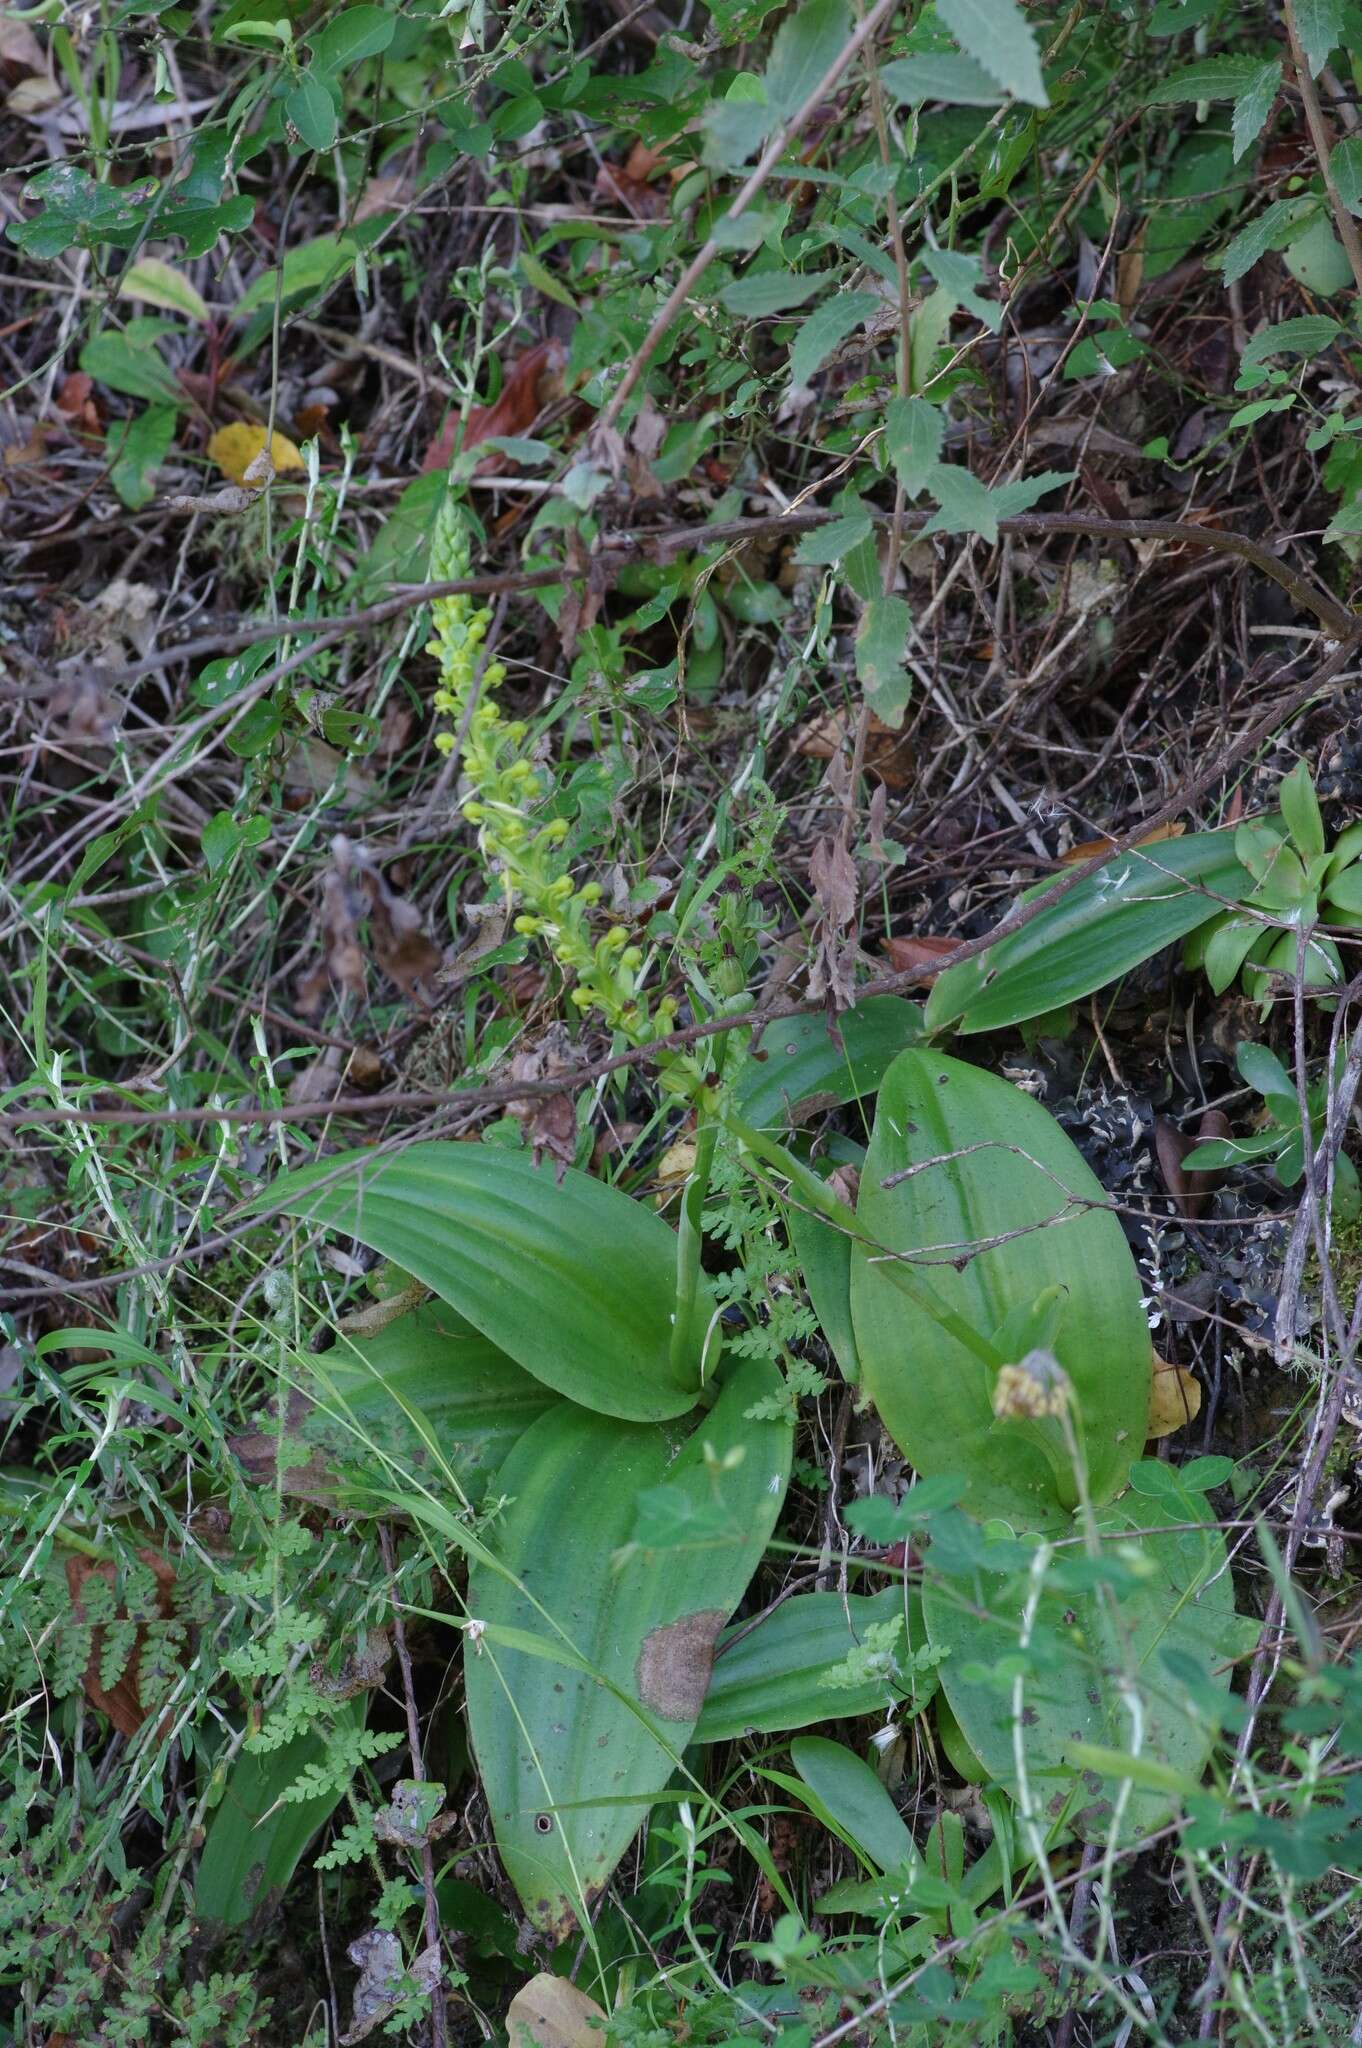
1061,820 -> 1185,865
882,933 -> 960,983
420,338 -> 567,476
296,837 -> 441,1015
806,834 -> 859,1012
795,709 -> 913,789
55,371 -> 102,440
1155,1108 -> 1231,1221
594,140 -> 670,220
64,1548 -> 178,1737
507,1022 -> 577,1177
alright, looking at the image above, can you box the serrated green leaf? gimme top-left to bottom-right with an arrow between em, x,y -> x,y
108,404 -> 176,509
988,468 -> 1074,518
1294,0 -> 1344,74
1331,133 -> 1362,212
922,245 -> 1000,331
921,462 -> 1000,541
465,1358 -> 790,1935
764,0 -> 850,118
879,50 -> 1002,105
721,269 -> 829,316
1219,196 -> 1319,283
788,289 -> 880,384
885,396 -> 944,496
855,594 -> 912,725
937,0 -> 1047,106
518,248 -> 577,308
251,1143 -> 711,1421
794,504 -> 873,564
1231,60 -> 1281,163
1241,314 -> 1342,365
1146,54 -> 1273,103
851,1051 -> 1150,1528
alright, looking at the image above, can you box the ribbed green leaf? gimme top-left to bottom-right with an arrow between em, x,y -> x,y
243,1302 -> 558,1508
788,1195 -> 859,1383
924,831 -> 1250,1035
696,1586 -> 923,1740
851,1052 -> 1149,1528
923,1485 -> 1247,1841
195,1702 -> 363,1930
252,1144 -> 709,1421
790,1736 -> 915,1872
465,1357 -> 791,1935
735,997 -> 921,1127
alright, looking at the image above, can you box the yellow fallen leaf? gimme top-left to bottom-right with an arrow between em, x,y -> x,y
655,1136 -> 697,1198
1147,1349 -> 1202,1441
506,1973 -> 606,2048
207,421 -> 305,489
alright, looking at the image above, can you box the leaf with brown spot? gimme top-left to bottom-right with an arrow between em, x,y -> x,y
465,1358 -> 791,1937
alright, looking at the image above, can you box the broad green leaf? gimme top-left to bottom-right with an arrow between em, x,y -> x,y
285,70 -> 339,151
1241,314 -> 1342,366
937,0 -> 1047,106
243,1301 -> 559,1509
464,1357 -> 791,1934
789,289 -> 881,385
1285,215 -> 1352,294
879,50 -> 1002,105
696,1588 -> 922,1739
885,397 -> 944,496
1279,759 -> 1325,862
237,233 -> 360,318
735,997 -> 923,1128
790,1736 -> 916,1873
909,287 -> 952,391
923,830 -> 1251,1035
720,270 -> 829,316
253,1143 -> 711,1421
1294,0 -> 1343,74
923,1488 -> 1248,1841
195,1701 -> 364,1929
1202,913 -> 1264,995
1331,134 -> 1362,213
1145,55 -> 1274,103
789,1192 -> 859,1383
118,256 -> 208,321
855,595 -> 912,724
1231,61 -> 1281,163
108,404 -> 176,510
922,246 -> 1000,332
1235,1040 -> 1294,1105
309,2 -> 395,71
80,321 -> 180,404
764,0 -> 850,119
851,1051 -> 1150,1528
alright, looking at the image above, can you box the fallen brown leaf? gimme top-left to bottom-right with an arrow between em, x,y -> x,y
1154,1108 -> 1231,1221
506,1973 -> 607,2048
64,1548 -> 177,1737
421,338 -> 567,476
882,933 -> 960,983
1062,820 -> 1185,866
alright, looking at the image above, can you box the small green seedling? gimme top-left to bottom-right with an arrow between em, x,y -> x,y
1182,1040 -> 1361,1221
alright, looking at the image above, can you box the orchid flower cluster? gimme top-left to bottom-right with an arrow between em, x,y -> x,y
427,497 -> 678,1044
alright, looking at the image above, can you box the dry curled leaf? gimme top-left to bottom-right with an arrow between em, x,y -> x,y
207,421 -> 305,488
508,1022 -> 577,1178
1148,1350 -> 1202,1441
806,834 -> 859,1012
1155,1109 -> 1231,1221
340,1930 -> 442,2046
296,837 -> 441,1014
